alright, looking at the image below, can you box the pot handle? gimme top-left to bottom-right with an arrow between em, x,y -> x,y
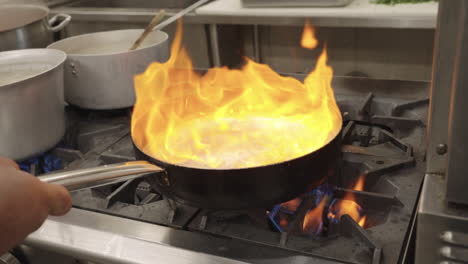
47,13 -> 72,32
37,161 -> 164,191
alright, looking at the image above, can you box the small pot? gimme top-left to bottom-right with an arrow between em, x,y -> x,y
0,4 -> 71,52
0,49 -> 67,161
47,29 -> 169,110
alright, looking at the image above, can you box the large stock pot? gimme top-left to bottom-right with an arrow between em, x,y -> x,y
0,49 -> 67,160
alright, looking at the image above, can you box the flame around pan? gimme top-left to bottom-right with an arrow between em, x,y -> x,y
131,20 -> 342,169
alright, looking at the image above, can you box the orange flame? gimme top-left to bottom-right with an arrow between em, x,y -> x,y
281,198 -> 301,212
280,217 -> 288,228
303,197 -> 327,234
131,20 -> 342,169
301,19 -> 318,50
328,175 -> 366,227
358,216 -> 367,227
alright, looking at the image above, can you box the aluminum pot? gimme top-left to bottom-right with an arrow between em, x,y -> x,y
0,4 -> 71,52
0,49 -> 67,161
47,29 -> 169,110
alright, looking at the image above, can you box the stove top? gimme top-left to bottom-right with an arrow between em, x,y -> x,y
26,77 -> 429,264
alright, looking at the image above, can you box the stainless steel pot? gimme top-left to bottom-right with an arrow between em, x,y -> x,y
0,49 -> 67,161
0,4 -> 71,52
47,29 -> 169,110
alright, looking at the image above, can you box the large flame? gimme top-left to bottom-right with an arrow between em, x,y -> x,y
328,176 -> 367,227
131,20 -> 342,169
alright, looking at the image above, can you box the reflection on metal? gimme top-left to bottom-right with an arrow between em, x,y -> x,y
444,0 -> 468,205
418,1 -> 468,262
37,161 -> 163,191
0,253 -> 21,264
436,143 -> 448,155
425,0 -> 458,175
50,0 -> 436,29
25,209 -> 248,264
209,24 -> 221,66
417,174 -> 468,263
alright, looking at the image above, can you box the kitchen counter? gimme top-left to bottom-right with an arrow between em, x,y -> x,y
195,0 -> 438,28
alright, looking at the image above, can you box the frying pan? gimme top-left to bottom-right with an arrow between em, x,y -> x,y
38,130 -> 341,209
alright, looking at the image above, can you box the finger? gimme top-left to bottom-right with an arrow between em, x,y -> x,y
41,183 -> 72,216
0,157 -> 19,170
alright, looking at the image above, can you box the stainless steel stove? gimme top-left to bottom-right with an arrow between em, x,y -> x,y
21,76 -> 429,264
241,0 -> 354,7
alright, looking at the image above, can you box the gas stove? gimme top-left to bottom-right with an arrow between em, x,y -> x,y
24,76 -> 428,264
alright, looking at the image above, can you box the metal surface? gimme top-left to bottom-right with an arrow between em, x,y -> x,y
25,209 -> 250,264
47,29 -> 169,109
416,1 -> 468,262
24,207 -> 350,264
38,161 -> 163,191
416,174 -> 468,263
50,1 -> 436,29
242,0 -> 353,7
47,13 -> 72,32
152,0 -> 210,32
0,253 -> 21,264
208,24 -> 221,66
134,132 -> 342,209
61,0 -> 200,9
426,0 -> 459,175
26,76 -> 428,264
444,0 -> 468,205
252,25 -> 261,62
0,5 -> 70,52
0,49 -> 66,160
39,130 -> 341,209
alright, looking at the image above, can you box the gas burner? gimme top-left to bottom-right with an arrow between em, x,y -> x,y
43,77 -> 429,264
17,153 -> 63,175
183,119 -> 413,263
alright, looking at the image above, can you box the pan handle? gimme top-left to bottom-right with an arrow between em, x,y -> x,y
47,13 -> 72,32
37,161 -> 164,191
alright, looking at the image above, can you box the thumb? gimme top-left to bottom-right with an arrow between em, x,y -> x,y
0,157 -> 19,170
41,183 -> 72,216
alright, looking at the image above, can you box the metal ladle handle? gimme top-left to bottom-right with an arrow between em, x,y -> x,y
152,0 -> 210,32
37,161 -> 164,191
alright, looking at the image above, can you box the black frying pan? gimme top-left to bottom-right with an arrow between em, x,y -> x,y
38,132 -> 341,209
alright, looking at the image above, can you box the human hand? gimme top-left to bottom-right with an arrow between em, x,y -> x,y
0,157 -> 72,254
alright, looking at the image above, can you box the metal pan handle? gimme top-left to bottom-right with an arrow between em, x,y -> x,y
37,161 -> 164,191
47,13 -> 72,32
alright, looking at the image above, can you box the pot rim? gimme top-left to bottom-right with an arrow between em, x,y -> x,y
0,49 -> 67,88
47,29 -> 169,57
0,4 -> 49,33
